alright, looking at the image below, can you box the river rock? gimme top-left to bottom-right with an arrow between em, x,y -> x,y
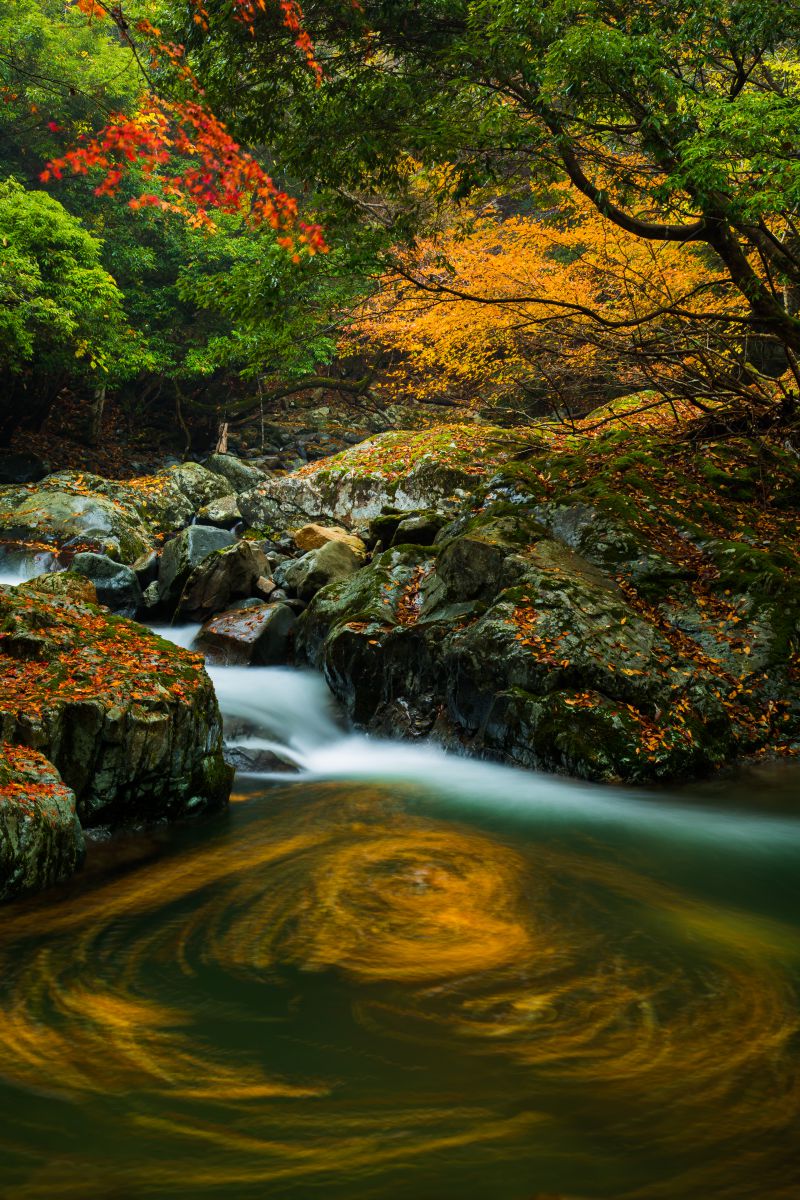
197,494 -> 242,529
275,539 -> 364,602
20,570 -> 97,605
164,462 -> 233,510
0,480 -> 153,562
157,525 -> 236,605
176,540 -> 271,619
70,552 -> 143,617
204,453 -> 267,492
296,500 -> 766,782
0,742 -> 85,902
238,424 -> 518,529
291,523 -> 367,558
197,602 -> 296,665
0,586 -> 232,827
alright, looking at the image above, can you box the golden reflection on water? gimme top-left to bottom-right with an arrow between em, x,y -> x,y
0,783 -> 798,1198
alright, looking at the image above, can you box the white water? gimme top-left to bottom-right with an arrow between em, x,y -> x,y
211,665 -> 800,855
0,550 -> 57,588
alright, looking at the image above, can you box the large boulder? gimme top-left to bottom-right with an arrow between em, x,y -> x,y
0,742 -> 85,902
0,463 -> 240,574
0,478 -> 153,562
238,424 -> 519,530
157,525 -> 236,606
297,485 -> 799,782
0,586 -> 232,827
276,539 -> 364,602
204,452 -> 267,492
70,553 -> 143,617
176,540 -> 271,620
197,601 -> 296,665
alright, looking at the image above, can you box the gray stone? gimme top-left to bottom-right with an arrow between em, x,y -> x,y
177,540 -> 271,619
157,526 -> 236,604
197,494 -> 242,528
165,462 -> 233,510
204,453 -> 267,492
276,539 -> 364,601
1,488 -> 152,562
71,553 -> 143,617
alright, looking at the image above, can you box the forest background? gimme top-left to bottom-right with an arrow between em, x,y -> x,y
1,0 -> 799,468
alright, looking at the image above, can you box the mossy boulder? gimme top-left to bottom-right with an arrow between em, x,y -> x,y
204,453 -> 267,492
0,742 -> 85,903
0,587 -> 232,827
298,483 -> 799,782
19,570 -> 97,605
175,540 -> 271,620
0,477 -> 153,563
238,423 -> 521,530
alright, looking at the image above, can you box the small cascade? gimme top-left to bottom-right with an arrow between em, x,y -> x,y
210,664 -> 800,859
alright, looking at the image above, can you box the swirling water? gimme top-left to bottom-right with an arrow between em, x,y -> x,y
0,656 -> 799,1199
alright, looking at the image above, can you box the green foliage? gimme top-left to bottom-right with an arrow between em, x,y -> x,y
0,178 -> 130,382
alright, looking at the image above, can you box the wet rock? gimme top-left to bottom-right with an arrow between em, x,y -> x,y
0,586 -> 232,828
132,549 -> 159,588
197,494 -> 242,529
275,539 -> 364,602
70,553 -> 143,617
0,743 -> 85,902
176,540 -> 271,620
296,510 -> 739,783
204,453 -> 267,492
197,602 -> 296,665
157,525 -> 236,605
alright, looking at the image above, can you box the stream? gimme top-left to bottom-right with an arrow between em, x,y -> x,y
0,606 -> 799,1197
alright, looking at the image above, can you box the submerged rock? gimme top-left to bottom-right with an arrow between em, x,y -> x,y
0,742 -> 85,902
0,586 -> 232,828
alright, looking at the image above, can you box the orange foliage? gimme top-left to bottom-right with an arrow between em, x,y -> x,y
343,184 -> 748,411
42,2 -> 327,251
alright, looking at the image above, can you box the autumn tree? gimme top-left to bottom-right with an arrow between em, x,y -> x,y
181,0 -> 800,422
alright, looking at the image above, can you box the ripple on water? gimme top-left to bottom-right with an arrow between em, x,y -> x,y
0,785 -> 798,1199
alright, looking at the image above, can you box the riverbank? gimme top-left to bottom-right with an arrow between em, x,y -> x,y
1,411 -> 799,898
